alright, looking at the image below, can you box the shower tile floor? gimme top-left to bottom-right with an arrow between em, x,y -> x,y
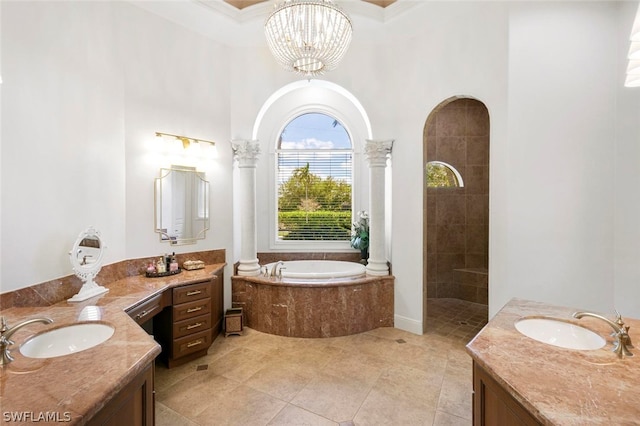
155,298 -> 488,426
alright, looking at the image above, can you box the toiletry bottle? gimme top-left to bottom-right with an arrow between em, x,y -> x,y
146,262 -> 156,274
170,254 -> 178,272
156,257 -> 166,274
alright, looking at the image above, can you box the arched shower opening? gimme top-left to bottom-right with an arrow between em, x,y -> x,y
423,97 -> 490,334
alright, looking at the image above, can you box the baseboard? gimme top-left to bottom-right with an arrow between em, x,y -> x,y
393,314 -> 423,335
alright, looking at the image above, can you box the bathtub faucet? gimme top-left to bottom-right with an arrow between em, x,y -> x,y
270,261 -> 284,278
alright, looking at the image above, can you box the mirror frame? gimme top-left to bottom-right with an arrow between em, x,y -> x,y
154,166 -> 210,245
68,226 -> 109,302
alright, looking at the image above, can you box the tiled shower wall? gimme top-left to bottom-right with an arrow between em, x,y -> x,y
425,98 -> 489,304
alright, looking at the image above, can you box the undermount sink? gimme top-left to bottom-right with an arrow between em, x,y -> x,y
515,317 -> 606,350
20,323 -> 114,359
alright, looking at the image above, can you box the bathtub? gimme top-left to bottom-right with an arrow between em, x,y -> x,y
264,260 -> 366,279
232,260 -> 394,338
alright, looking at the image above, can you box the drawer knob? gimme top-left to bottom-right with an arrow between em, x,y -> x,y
187,339 -> 203,348
187,306 -> 203,314
186,290 -> 202,296
186,322 -> 203,330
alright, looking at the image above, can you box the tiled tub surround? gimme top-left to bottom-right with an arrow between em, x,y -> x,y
232,274 -> 394,338
0,252 -> 225,424
466,298 -> 640,425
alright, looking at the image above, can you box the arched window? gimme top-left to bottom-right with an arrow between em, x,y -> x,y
276,112 -> 353,242
426,161 -> 464,188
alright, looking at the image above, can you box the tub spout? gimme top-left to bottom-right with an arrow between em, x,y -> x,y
270,261 -> 284,278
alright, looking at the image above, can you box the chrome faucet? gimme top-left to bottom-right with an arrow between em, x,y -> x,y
0,316 -> 53,366
573,311 -> 634,358
270,261 -> 284,278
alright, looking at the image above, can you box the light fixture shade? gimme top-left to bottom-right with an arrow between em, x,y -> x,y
265,0 -> 353,76
627,60 -> 640,75
631,3 -> 640,41
625,73 -> 640,87
628,41 -> 640,60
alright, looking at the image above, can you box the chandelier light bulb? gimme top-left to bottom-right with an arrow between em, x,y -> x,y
265,0 -> 353,77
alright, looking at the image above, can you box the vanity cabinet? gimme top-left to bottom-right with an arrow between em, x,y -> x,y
473,361 -> 541,426
155,273 -> 223,368
87,361 -> 154,426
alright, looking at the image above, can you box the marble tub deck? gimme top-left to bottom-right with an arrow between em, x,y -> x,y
232,274 -> 394,338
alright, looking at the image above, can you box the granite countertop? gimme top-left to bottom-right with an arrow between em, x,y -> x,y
0,263 -> 225,424
466,298 -> 640,425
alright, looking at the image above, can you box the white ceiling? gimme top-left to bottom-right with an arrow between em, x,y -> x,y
129,0 -> 422,46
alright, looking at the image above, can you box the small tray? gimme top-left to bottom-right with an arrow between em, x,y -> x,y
146,268 -> 181,278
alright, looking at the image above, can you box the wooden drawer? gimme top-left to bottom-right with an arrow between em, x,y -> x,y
173,298 -> 211,322
172,313 -> 212,339
171,329 -> 212,359
173,281 -> 211,305
127,293 -> 165,325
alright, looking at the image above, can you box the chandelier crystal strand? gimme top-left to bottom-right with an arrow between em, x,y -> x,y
265,0 -> 353,76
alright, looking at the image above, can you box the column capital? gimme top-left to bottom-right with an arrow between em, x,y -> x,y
231,139 -> 261,167
364,139 -> 394,167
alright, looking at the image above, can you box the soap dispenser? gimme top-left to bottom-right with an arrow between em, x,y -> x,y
169,254 -> 179,272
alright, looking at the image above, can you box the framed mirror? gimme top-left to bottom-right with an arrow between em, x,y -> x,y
68,226 -> 109,302
155,166 -> 209,245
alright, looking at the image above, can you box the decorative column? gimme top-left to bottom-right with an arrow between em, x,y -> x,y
232,140 -> 261,276
364,139 -> 394,276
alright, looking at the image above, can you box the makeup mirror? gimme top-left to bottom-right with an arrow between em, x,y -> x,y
68,226 -> 109,302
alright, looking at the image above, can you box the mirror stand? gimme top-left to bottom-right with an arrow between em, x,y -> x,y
68,226 -> 109,303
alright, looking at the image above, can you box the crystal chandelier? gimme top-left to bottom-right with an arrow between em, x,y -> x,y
264,0 -> 353,77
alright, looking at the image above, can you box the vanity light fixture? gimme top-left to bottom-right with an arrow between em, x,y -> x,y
625,3 -> 640,87
155,132 -> 216,149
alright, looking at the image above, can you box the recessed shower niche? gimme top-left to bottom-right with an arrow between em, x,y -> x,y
423,97 -> 489,325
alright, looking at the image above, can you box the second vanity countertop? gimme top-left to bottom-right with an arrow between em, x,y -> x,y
466,298 -> 640,425
0,263 -> 225,425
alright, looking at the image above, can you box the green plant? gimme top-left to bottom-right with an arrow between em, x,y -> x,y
350,210 -> 369,251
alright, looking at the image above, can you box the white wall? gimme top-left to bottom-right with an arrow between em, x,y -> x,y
504,2 -> 620,315
614,2 -> 640,316
1,2 -> 126,292
0,2 -> 234,303
2,1 -> 639,329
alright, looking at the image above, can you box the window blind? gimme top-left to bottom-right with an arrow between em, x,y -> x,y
277,150 -> 352,241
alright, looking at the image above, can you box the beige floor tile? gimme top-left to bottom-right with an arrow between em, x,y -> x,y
154,298 -> 486,426
320,349 -> 390,386
155,402 -> 199,426
155,361 -> 201,392
354,392 -> 437,425
244,360 -> 316,402
209,347 -> 273,382
390,340 -> 450,375
291,371 -> 372,422
157,372 -> 240,419
433,410 -> 472,426
329,332 -> 398,362
268,404 -> 338,425
437,377 -> 472,421
193,384 -> 287,426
